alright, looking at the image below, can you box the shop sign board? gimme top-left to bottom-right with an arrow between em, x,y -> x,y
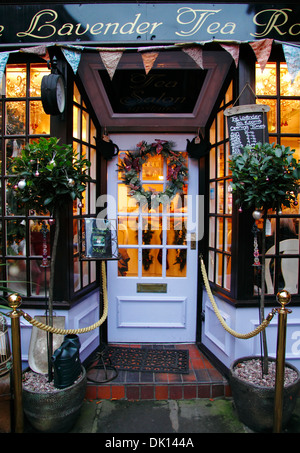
224,104 -> 270,155
0,4 -> 300,45
82,218 -> 118,260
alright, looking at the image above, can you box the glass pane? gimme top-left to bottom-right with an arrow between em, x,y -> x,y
279,257 -> 299,293
6,101 -> 26,134
74,256 -> 81,291
217,144 -> 224,178
216,217 -> 223,250
31,260 -> 50,296
216,252 -> 223,286
225,143 -> 231,176
281,100 -> 300,134
118,248 -> 138,277
73,105 -> 80,139
166,248 -> 187,277
82,260 -> 89,288
142,248 -> 162,277
6,219 -> 26,255
29,100 -> 50,134
118,184 -> 139,212
142,216 -> 162,245
78,187 -> 88,215
118,216 -> 138,245
167,217 -> 187,245
209,146 -> 216,179
278,217 -> 299,242
118,152 -> 127,180
89,182 -> 96,215
6,64 -> 27,97
225,218 -> 232,252
82,144 -> 87,160
208,250 -> 214,281
209,217 -> 215,248
225,81 -> 233,104
30,64 -> 50,97
90,147 -> 96,179
209,182 -> 215,213
6,180 -> 25,216
90,261 -> 96,283
6,138 -> 25,167
73,83 -> 81,103
30,220 -> 50,257
82,111 -> 88,142
256,63 -> 276,95
90,121 -> 96,146
223,255 -> 231,290
280,63 -> 300,96
210,119 -> 216,144
217,110 -> 224,142
7,259 -> 26,292
281,137 -> 300,158
169,189 -> 187,214
141,183 -> 164,213
217,181 -> 224,214
225,179 -> 232,214
142,154 -> 163,181
258,98 -> 277,133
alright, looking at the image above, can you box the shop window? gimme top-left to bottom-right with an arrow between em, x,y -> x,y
255,63 -> 300,295
72,82 -> 97,292
0,62 -> 51,298
208,82 -> 233,291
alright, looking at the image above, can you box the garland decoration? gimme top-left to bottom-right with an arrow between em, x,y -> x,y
118,140 -> 188,208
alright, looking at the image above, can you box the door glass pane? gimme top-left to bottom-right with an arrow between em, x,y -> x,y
167,217 -> 187,245
118,216 -> 138,245
166,248 -> 187,277
118,184 -> 139,212
142,216 -> 162,245
118,248 -> 138,277
142,248 -> 162,277
142,154 -> 163,180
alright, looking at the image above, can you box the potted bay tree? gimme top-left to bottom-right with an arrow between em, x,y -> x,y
9,136 -> 91,432
228,142 -> 300,432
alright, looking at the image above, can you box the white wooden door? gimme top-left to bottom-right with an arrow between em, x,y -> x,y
106,134 -> 199,343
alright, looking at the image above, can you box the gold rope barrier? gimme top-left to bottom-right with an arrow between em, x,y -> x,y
200,256 -> 276,339
21,261 -> 108,335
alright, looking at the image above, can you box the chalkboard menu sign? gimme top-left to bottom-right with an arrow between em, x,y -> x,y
224,104 -> 270,155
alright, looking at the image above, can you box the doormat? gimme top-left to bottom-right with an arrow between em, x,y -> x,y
102,346 -> 189,374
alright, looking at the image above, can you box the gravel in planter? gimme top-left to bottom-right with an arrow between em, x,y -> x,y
233,358 -> 298,387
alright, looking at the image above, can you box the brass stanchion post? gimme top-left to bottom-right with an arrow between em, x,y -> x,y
273,290 -> 292,434
7,293 -> 24,433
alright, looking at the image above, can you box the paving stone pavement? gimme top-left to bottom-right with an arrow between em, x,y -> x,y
68,397 -> 300,435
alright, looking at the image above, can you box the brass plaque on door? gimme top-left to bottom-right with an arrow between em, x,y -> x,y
137,284 -> 167,293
